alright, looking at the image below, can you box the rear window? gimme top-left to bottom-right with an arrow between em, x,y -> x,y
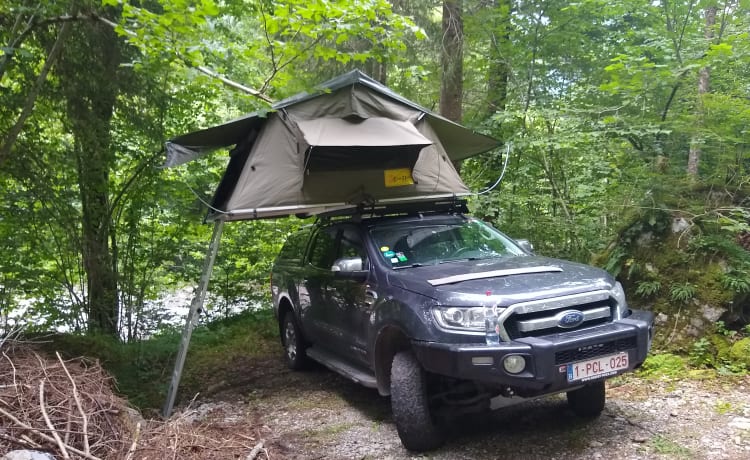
277,229 -> 311,263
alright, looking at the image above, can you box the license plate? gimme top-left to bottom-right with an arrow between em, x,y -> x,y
567,353 -> 629,382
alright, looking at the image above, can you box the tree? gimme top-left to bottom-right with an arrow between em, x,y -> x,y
440,0 -> 463,122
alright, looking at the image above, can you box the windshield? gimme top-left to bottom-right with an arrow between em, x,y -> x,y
370,218 -> 527,268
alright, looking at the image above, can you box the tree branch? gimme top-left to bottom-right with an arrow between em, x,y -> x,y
0,21 -> 70,167
0,11 -> 273,105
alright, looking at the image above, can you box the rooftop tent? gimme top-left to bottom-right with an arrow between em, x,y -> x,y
165,70 -> 500,221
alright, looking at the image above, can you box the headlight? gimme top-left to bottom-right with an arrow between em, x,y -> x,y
433,307 -> 487,332
610,282 -> 629,319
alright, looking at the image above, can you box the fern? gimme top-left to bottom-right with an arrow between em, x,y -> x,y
670,282 -> 697,303
635,280 -> 662,298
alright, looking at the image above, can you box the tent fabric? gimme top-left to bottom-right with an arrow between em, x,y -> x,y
165,70 -> 501,221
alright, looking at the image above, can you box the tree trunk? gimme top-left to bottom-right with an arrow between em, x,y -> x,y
440,0 -> 463,123
58,19 -> 121,336
687,5 -> 717,178
487,0 -> 510,115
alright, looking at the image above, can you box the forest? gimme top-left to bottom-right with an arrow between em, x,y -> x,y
1,0 -> 749,364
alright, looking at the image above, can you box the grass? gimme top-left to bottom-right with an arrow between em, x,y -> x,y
44,308 -> 279,411
649,435 -> 693,457
303,421 -> 357,442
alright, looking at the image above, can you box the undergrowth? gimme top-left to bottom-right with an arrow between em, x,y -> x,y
44,308 -> 278,411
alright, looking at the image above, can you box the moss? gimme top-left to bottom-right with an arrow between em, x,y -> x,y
637,353 -> 688,379
729,338 -> 750,368
710,334 -> 732,362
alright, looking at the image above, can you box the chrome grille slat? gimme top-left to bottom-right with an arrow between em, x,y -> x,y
516,306 -> 611,333
495,290 -> 614,342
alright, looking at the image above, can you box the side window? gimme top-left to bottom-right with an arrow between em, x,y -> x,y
338,227 -> 368,267
308,227 -> 337,269
277,229 -> 310,262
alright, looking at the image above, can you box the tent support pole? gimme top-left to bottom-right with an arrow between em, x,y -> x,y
162,219 -> 224,417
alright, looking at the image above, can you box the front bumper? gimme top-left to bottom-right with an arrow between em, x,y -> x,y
412,309 -> 654,396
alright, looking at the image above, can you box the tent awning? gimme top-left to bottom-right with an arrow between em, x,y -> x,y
165,70 -> 500,167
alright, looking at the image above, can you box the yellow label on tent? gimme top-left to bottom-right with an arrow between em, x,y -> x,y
384,168 -> 414,187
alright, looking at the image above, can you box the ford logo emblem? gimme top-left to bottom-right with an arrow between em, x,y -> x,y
556,310 -> 584,328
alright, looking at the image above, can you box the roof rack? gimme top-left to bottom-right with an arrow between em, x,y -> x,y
317,196 -> 468,221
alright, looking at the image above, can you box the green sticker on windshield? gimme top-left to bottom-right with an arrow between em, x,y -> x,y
396,252 -> 408,262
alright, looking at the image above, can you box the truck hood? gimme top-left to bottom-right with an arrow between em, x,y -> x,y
385,255 -> 615,306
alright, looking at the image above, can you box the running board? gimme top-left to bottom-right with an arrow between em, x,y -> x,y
306,347 -> 377,388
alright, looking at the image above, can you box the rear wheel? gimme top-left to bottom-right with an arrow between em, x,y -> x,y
566,381 -> 606,417
282,312 -> 310,370
390,350 -> 443,452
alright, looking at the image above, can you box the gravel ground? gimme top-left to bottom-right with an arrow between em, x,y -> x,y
190,355 -> 750,460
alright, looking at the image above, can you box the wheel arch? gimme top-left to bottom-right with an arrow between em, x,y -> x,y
373,324 -> 412,396
277,296 -> 295,345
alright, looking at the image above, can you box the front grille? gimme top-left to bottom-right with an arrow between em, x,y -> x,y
504,299 -> 613,340
555,337 -> 637,365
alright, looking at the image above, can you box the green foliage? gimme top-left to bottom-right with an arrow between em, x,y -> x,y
48,308 -> 278,410
728,338 -> 750,371
637,353 -> 688,379
669,282 -> 697,303
635,280 -> 662,298
648,435 -> 693,457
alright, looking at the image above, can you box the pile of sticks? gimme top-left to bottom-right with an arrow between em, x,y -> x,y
0,341 -> 132,459
0,340 -> 272,459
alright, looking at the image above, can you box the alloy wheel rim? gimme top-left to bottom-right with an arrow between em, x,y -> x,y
285,322 -> 297,361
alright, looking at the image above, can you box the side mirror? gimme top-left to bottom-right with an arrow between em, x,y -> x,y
331,257 -> 368,281
516,239 -> 534,254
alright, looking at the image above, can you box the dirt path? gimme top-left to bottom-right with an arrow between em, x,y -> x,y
189,353 -> 750,460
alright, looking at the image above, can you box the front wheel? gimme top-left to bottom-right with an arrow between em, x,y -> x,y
566,381 -> 606,417
390,351 -> 444,452
282,312 -> 310,370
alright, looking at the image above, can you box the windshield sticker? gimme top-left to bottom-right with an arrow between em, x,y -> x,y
383,250 -> 396,258
396,252 -> 408,262
390,257 -> 400,264
380,246 -> 390,252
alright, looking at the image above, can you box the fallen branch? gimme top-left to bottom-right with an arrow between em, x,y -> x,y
40,378 -> 70,459
57,352 -> 90,455
0,404 -> 102,460
124,422 -> 141,460
246,441 -> 264,460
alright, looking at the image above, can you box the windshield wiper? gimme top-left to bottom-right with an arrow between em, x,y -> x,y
438,257 -> 479,264
393,263 -> 424,270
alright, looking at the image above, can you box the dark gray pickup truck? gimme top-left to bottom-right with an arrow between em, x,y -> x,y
270,203 -> 654,451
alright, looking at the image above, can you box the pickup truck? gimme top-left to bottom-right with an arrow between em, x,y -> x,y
270,202 -> 654,451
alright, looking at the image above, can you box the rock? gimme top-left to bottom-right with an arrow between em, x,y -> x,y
1,451 -> 56,460
700,304 -> 726,322
655,313 -> 669,325
637,232 -> 653,246
631,433 -> 649,443
589,441 -> 604,448
729,417 -> 750,431
672,217 -> 690,233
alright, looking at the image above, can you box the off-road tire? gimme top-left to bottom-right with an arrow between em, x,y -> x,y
390,350 -> 443,452
567,381 -> 606,417
282,312 -> 310,370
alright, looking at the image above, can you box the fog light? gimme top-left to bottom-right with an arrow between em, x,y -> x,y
503,355 -> 525,374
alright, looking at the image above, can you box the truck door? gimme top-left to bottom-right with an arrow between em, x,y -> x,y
301,226 -> 339,346
330,225 -> 373,365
